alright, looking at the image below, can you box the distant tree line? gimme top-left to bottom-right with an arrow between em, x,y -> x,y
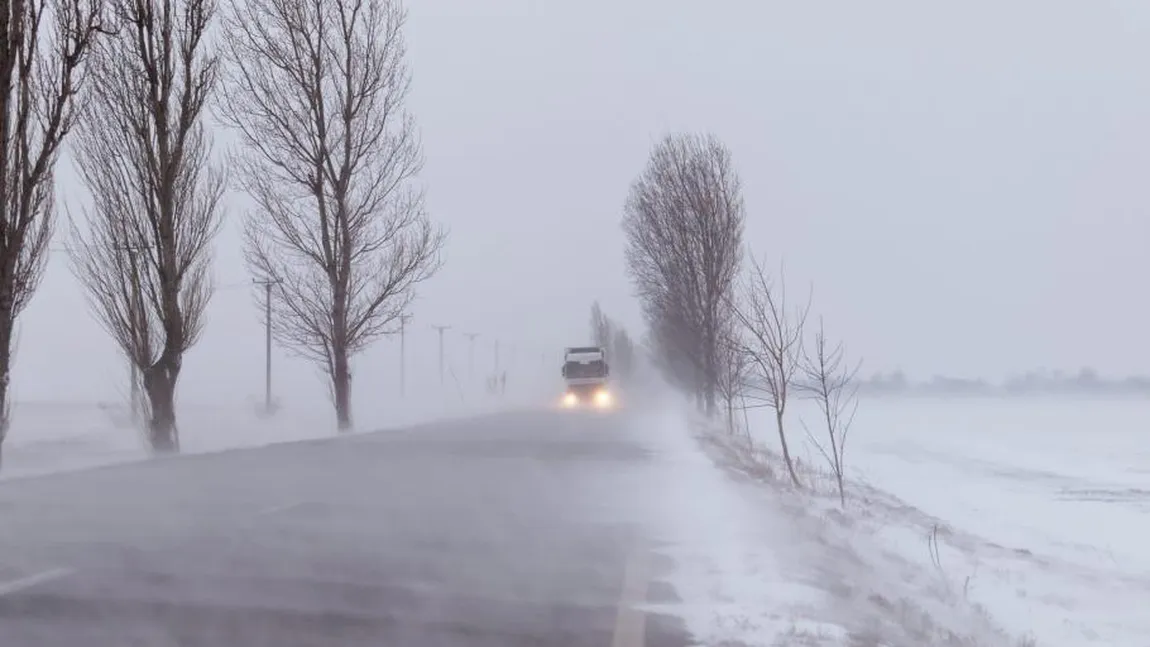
587,301 -> 636,384
860,368 -> 1150,396
0,0 -> 444,468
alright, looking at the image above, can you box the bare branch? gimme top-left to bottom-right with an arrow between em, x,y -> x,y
798,316 -> 862,506
588,301 -> 636,384
0,0 -> 106,464
68,0 -> 222,453
714,320 -> 752,436
622,133 -> 744,416
218,0 -> 444,430
731,254 -> 810,487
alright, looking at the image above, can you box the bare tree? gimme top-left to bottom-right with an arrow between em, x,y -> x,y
0,1 -> 104,467
611,325 -> 635,383
643,302 -> 696,394
69,0 -> 222,453
589,301 -> 611,349
588,301 -> 637,385
218,0 -> 444,431
715,321 -> 751,436
800,317 -> 861,506
734,256 -> 809,487
622,133 -> 744,416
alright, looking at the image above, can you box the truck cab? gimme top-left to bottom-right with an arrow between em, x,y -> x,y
560,346 -> 613,408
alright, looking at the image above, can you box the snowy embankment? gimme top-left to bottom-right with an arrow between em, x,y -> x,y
0,387 -> 541,481
638,400 -> 1037,647
643,396 -> 1150,646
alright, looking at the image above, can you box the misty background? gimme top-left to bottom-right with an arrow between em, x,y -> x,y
16,0 -> 1150,409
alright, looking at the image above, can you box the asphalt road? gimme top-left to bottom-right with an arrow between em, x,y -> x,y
0,407 -> 695,646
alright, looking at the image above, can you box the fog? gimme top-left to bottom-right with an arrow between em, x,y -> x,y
8,0 -> 1147,409
4,3 -> 1150,645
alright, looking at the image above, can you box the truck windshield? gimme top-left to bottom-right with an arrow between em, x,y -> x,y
564,360 -> 606,379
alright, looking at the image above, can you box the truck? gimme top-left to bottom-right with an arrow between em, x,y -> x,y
559,346 -> 614,409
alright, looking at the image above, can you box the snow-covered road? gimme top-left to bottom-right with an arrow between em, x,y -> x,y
0,408 -> 696,646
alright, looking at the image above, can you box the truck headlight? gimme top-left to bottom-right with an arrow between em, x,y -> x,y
562,392 -> 578,407
593,389 -> 612,407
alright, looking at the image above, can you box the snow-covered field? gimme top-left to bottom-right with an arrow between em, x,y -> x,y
646,395 -> 1150,646
843,397 -> 1150,647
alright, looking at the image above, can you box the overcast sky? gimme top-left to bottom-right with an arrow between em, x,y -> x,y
14,0 -> 1150,408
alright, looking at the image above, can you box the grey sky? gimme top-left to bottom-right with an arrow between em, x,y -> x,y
15,0 -> 1150,405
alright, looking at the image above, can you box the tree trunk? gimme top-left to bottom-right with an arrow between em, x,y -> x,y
0,323 -> 10,472
703,339 -> 717,418
143,362 -> 180,454
0,301 -> 15,472
776,408 -> 800,487
332,345 -> 352,432
740,393 -> 753,444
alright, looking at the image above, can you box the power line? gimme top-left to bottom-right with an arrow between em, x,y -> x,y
42,254 -> 553,398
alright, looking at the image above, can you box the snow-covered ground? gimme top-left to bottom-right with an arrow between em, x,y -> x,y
842,397 -> 1150,647
642,395 -> 1149,646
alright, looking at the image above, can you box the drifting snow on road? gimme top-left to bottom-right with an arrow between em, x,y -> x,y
0,408 -> 684,646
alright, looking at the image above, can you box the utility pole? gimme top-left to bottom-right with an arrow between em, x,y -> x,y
398,313 -> 412,397
431,324 -> 451,386
463,332 -> 479,381
254,278 -> 281,414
